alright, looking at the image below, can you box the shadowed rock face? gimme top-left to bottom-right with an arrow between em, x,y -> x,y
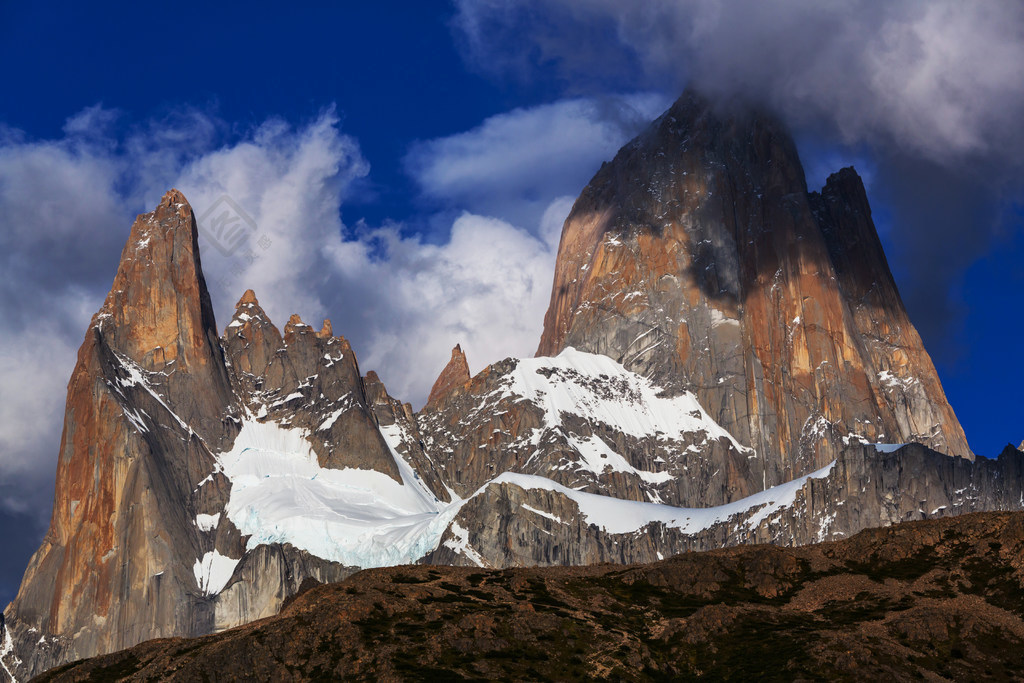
536,92 -> 971,490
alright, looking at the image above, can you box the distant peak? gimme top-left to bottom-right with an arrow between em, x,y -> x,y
425,344 -> 471,409
237,289 -> 260,307
160,188 -> 189,207
226,289 -> 275,336
822,166 -> 864,191
288,314 -> 305,326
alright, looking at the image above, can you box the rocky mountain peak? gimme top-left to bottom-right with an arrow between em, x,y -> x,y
89,188 -> 236,440
283,314 -> 315,345
534,88 -> 970,493
0,95 -> 1000,682
237,288 -> 260,306
94,189 -> 219,369
425,344 -> 471,408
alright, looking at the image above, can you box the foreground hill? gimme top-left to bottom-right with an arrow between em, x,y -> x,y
39,511 -> 1024,681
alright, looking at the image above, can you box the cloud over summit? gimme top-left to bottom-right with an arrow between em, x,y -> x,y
453,0 -> 1024,163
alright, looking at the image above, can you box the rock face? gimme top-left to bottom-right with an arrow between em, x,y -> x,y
425,345 -> 471,408
536,93 -> 971,497
418,349 -> 754,507
0,192 -> 243,679
425,443 -> 1024,569
0,193 -> 367,680
1,93 -> 1018,681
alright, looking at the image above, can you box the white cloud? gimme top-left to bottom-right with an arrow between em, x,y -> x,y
324,198 -> 570,404
452,0 -> 1024,162
405,94 -> 668,227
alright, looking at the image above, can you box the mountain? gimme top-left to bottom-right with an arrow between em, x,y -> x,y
35,511 -> 1024,682
2,91 -> 1022,680
537,93 -> 970,483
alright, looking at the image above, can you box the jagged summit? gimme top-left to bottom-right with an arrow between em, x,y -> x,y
425,344 -> 471,409
535,89 -> 970,496
237,288 -> 259,306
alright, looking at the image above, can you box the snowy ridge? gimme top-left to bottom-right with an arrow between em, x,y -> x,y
216,417 -> 459,571
506,347 -> 752,453
483,461 -> 836,535
0,621 -> 19,683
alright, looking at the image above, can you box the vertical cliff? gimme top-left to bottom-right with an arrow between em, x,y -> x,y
536,92 -> 971,498
2,191 -> 243,677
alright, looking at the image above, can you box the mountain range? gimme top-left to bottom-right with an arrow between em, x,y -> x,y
2,91 -> 1022,681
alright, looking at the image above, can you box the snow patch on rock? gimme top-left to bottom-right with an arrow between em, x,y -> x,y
507,347 -> 752,453
486,460 -> 835,535
216,418 -> 459,569
193,550 -> 239,596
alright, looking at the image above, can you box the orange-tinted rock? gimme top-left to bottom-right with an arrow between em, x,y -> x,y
222,300 -> 405,481
425,345 -> 471,409
3,190 -> 243,678
536,91 -> 971,496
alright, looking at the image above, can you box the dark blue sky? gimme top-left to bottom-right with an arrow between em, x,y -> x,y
1,1 -> 1021,608
0,2 -> 516,227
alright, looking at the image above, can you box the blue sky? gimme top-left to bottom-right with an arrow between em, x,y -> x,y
1,1 -> 1022,607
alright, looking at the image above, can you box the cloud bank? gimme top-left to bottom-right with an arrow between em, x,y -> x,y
453,0 -> 1024,162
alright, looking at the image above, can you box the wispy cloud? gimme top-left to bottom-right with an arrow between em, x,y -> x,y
405,93 -> 668,227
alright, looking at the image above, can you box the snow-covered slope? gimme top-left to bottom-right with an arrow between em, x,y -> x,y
420,347 -> 758,508
213,418 -> 458,570
202,380 -> 835,583
506,348 -> 751,454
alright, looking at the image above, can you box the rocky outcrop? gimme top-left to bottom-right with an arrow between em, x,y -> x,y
37,512 -> 1024,682
222,296 -> 402,481
212,544 -> 356,632
426,443 -> 1024,569
535,92 -> 971,498
425,345 -> 471,408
